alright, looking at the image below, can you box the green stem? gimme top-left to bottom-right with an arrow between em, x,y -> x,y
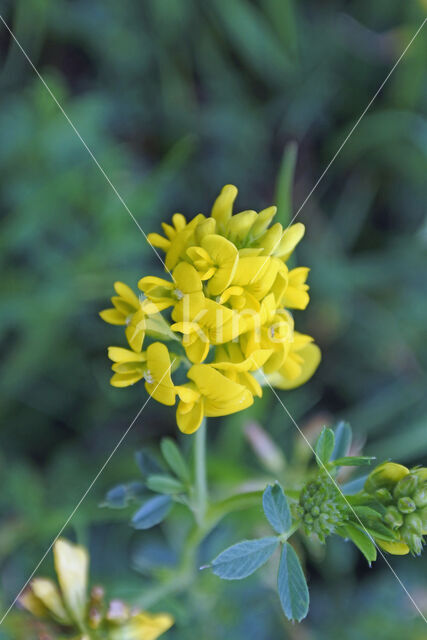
194,419 -> 208,525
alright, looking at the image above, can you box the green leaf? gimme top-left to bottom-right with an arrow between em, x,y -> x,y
160,438 -> 190,483
262,483 -> 292,534
331,421 -> 352,460
131,495 -> 172,530
135,450 -> 163,478
332,456 -> 375,467
101,482 -> 145,509
211,537 -> 279,580
314,427 -> 335,466
275,141 -> 298,226
277,543 -> 309,622
338,523 -> 377,565
146,474 -> 185,494
354,520 -> 398,543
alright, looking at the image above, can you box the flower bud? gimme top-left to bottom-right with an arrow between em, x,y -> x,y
397,497 -> 416,514
383,506 -> 403,529
393,474 -> 418,499
413,488 -> 427,509
412,468 -> 427,482
405,513 -> 423,536
418,506 -> 427,532
374,488 -> 393,504
364,462 -> 408,493
401,528 -> 424,556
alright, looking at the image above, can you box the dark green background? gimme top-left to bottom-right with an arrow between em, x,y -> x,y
0,1 -> 426,638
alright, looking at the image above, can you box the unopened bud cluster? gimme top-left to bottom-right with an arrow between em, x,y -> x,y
365,464 -> 427,555
295,475 -> 348,543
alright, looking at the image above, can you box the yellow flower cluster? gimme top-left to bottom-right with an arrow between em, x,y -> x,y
101,185 -> 320,434
21,538 -> 173,639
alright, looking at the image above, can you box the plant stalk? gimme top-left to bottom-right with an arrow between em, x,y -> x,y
194,419 -> 208,525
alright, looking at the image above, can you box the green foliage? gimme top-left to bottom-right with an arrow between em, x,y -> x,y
210,537 -> 279,580
262,483 -> 292,534
160,438 -> 191,484
314,427 -> 335,466
277,542 -> 309,622
131,494 -> 172,530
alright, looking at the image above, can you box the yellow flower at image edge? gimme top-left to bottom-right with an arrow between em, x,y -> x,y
101,184 -> 322,434
20,538 -> 173,639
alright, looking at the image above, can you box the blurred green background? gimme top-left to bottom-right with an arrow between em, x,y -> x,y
0,0 -> 426,638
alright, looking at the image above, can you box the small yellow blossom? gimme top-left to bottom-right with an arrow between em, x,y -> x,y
101,185 -> 321,434
100,282 -> 140,325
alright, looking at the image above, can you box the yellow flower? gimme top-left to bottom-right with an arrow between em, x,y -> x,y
187,234 -> 239,296
111,612 -> 174,640
100,282 -> 140,325
267,334 -> 321,390
21,538 -> 174,638
21,539 -> 88,627
102,184 -> 321,433
176,364 -> 254,434
148,212 -> 205,270
282,267 -> 310,310
108,346 -> 147,387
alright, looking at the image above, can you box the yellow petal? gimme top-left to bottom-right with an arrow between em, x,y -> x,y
185,336 -> 210,364
125,309 -> 146,352
250,206 -> 277,238
110,611 -> 174,640
20,589 -> 49,618
201,234 -> 239,296
112,297 -> 136,316
226,210 -> 257,245
211,184 -> 238,231
188,365 -> 253,417
114,282 -> 140,308
275,223 -> 305,258
111,372 -> 144,387
365,462 -> 409,493
377,539 -> 410,555
53,539 -> 88,625
177,398 -> 204,434
256,223 -> 283,256
108,347 -> 146,363
268,343 -> 321,390
99,308 -> 126,325
195,217 -> 216,243
144,342 -> 176,406
232,257 -> 271,286
173,262 -> 203,293
147,233 -> 170,251
30,579 -> 70,624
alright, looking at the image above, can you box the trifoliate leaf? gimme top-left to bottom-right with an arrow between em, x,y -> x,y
146,474 -> 185,494
338,523 -> 377,565
131,495 -> 172,529
331,421 -> 352,460
211,537 -> 279,580
262,484 -> 292,534
277,543 -> 309,622
314,427 -> 335,466
160,438 -> 190,483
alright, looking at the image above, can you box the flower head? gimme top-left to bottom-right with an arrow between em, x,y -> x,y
20,538 -> 173,639
101,185 -> 321,433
